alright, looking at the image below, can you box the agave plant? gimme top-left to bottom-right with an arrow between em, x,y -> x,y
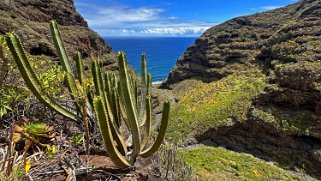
13,117 -> 56,151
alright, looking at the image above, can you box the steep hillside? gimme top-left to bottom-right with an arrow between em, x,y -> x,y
0,0 -> 111,58
163,0 -> 321,178
163,0 -> 320,87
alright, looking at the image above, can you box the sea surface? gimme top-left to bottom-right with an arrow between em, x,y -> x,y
104,37 -> 196,83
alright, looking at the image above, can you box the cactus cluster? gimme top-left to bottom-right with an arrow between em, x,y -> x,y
5,21 -> 92,123
93,52 -> 170,167
5,21 -> 170,168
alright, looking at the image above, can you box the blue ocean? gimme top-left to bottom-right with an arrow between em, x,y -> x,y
104,37 -> 196,83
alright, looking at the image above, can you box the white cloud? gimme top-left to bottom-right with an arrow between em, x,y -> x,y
96,22 -> 213,37
141,27 -> 208,35
94,7 -> 164,24
139,23 -> 211,36
261,6 -> 281,10
74,2 -> 215,37
76,4 -> 165,26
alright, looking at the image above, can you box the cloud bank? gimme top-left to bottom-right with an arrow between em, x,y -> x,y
261,6 -> 282,10
75,2 -> 213,37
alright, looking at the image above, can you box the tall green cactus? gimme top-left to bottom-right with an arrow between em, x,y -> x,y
93,52 -> 170,167
5,32 -> 80,122
6,20 -> 170,168
5,21 -> 92,123
50,21 -> 93,118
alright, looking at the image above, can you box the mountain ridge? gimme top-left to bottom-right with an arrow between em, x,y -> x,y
0,0 -> 112,58
162,0 -> 321,178
162,0 -> 320,87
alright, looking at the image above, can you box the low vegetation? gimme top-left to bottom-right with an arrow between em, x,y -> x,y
167,69 -> 267,144
178,146 -> 309,180
1,0 -> 321,179
0,20 -> 172,180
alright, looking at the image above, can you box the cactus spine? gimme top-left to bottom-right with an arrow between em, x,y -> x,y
92,52 -> 170,167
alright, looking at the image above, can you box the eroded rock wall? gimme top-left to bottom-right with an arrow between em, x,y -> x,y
0,0 -> 111,58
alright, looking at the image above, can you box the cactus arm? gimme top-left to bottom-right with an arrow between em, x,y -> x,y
129,75 -> 137,108
118,81 -> 130,128
102,81 -> 127,156
75,52 -> 85,85
94,97 -> 131,167
147,73 -> 152,96
141,53 -> 148,86
105,91 -> 128,156
0,38 -> 9,87
140,73 -> 152,128
104,73 -> 115,115
134,79 -> 138,107
64,73 -> 82,112
138,53 -> 148,125
92,60 -> 103,97
140,101 -> 170,158
104,73 -> 112,99
131,75 -> 139,109
106,72 -> 122,127
5,33 -> 79,122
50,20 -> 73,74
50,20 -> 83,111
118,52 -> 141,159
74,52 -> 94,119
113,87 -> 122,127
140,96 -> 152,151
92,60 -> 127,155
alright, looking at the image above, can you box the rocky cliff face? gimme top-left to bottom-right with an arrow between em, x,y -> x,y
0,0 -> 111,57
164,0 -> 321,177
163,0 -> 321,87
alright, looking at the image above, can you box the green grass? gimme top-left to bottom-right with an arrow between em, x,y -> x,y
178,146 -> 309,180
262,106 -> 320,136
167,69 -> 267,144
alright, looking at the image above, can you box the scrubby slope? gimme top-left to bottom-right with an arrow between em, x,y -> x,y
164,0 -> 321,179
163,0 -> 321,86
0,0 -> 111,58
178,146 -> 311,180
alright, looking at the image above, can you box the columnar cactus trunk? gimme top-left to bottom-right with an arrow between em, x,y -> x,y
93,52 -> 170,167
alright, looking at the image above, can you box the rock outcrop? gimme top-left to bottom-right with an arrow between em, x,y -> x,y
0,0 -> 111,58
163,0 -> 321,88
165,0 -> 321,177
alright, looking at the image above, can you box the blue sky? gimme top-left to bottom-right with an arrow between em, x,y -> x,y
74,0 -> 299,37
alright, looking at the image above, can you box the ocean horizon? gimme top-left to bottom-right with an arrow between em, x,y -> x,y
104,37 -> 196,83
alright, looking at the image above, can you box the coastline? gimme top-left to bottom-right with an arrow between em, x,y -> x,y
152,81 -> 163,85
